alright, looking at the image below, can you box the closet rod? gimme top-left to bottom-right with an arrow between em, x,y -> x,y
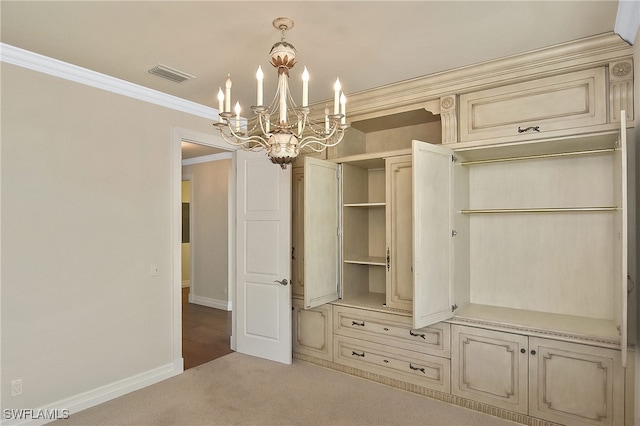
459,148 -> 616,166
460,207 -> 619,214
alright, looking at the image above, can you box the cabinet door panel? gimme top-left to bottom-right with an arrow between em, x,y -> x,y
529,337 -> 624,426
291,168 -> 305,297
614,115 -> 628,368
304,157 -> 340,308
386,156 -> 413,310
459,67 -> 607,143
292,298 -> 333,361
451,325 -> 528,414
412,141 -> 455,328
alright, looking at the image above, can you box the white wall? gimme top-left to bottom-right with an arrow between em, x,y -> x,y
0,62 -> 214,414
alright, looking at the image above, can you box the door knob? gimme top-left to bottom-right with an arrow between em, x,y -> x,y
274,279 -> 289,286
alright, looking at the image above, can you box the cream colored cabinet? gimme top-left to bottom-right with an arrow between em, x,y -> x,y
291,167 -> 305,297
451,325 -> 529,414
333,305 -> 450,358
303,150 -> 427,323
452,325 -> 625,425
529,337 -> 625,426
385,156 -> 413,310
292,298 -> 333,361
458,67 -> 608,145
333,305 -> 450,393
414,116 -> 629,363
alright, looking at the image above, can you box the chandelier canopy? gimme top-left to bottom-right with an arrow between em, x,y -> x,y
213,17 -> 348,168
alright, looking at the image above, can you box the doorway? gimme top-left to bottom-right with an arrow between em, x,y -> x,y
176,130 -> 236,369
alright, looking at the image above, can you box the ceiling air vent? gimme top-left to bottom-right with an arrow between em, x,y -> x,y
148,64 -> 196,83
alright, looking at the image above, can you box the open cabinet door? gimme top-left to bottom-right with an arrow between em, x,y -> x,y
616,113 -> 628,368
304,156 -> 340,309
236,150 -> 292,364
413,140 -> 456,329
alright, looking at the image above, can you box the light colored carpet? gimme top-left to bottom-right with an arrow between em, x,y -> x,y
56,353 -> 519,426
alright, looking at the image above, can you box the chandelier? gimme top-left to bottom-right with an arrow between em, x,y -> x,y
213,17 -> 348,168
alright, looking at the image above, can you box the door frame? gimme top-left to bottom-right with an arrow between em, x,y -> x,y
171,127 -> 238,367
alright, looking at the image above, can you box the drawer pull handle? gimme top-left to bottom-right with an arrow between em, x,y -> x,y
409,363 -> 425,374
383,327 -> 389,331
383,359 -> 389,363
352,351 -> 365,358
517,126 -> 540,133
409,330 -> 426,339
352,320 -> 365,327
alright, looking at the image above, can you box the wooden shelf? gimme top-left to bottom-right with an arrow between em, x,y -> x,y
344,202 -> 385,208
450,303 -> 620,347
344,256 -> 386,266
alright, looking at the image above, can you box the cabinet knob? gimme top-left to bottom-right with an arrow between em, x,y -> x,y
520,348 -> 526,354
530,350 -> 537,355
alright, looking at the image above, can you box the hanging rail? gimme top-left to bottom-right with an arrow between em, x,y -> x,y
459,148 -> 616,166
460,206 -> 619,214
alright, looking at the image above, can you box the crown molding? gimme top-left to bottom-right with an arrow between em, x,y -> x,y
0,43 -> 218,120
310,32 -> 633,124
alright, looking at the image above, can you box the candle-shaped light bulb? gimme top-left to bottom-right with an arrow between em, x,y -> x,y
302,67 -> 309,107
324,105 -> 330,133
225,75 -> 232,113
256,66 -> 264,106
234,102 -> 241,132
333,78 -> 341,115
217,87 -> 224,122
340,92 -> 347,124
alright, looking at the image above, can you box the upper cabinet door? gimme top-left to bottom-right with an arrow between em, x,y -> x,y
304,156 -> 340,309
616,113 -> 628,368
412,141 -> 457,328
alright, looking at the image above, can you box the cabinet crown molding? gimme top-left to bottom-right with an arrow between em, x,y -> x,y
311,32 -> 632,124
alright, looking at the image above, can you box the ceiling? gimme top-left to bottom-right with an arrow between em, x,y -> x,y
0,1 -> 623,156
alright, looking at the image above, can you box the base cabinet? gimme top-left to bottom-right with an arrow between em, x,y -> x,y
334,335 -> 451,393
292,298 -> 332,361
333,305 -> 451,393
451,325 -> 529,414
529,337 -> 625,426
452,325 -> 625,426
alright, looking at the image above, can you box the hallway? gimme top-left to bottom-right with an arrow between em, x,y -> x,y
182,287 -> 233,369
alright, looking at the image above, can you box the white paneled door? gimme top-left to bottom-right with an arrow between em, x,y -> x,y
236,151 -> 292,364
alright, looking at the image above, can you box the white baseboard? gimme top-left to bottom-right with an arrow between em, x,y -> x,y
189,293 -> 231,311
0,359 -> 183,426
182,280 -> 190,288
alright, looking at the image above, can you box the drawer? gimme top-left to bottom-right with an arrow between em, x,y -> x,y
459,67 -> 607,144
334,335 -> 450,393
333,305 -> 450,358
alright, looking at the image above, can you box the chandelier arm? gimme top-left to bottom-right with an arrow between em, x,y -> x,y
217,123 -> 270,150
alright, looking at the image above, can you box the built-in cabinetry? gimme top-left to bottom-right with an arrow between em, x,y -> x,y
334,305 -> 450,394
452,325 -> 625,425
292,298 -> 332,361
292,33 -> 634,426
458,67 -> 608,144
